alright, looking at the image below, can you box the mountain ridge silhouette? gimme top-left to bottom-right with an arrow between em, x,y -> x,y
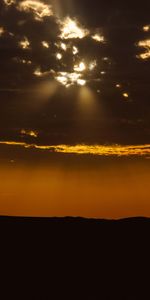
0,215 -> 150,299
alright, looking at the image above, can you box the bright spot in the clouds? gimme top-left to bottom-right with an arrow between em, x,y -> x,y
123,92 -> 129,98
55,71 -> 86,88
138,52 -> 150,60
13,57 -> 32,65
103,57 -> 109,61
138,40 -> 150,48
3,0 -> 15,5
137,39 -> 150,60
55,75 -> 68,86
0,27 -> 5,36
42,41 -> 49,48
73,46 -> 78,55
33,68 -> 52,77
74,62 -> 86,72
61,43 -> 67,51
56,53 -> 62,60
59,17 -> 89,40
19,37 -> 30,49
77,79 -> 86,86
18,0 -> 53,21
89,60 -> 97,70
55,72 -> 80,86
92,34 -> 104,43
23,59 -> 31,64
116,84 -> 121,88
143,25 -> 150,32
33,68 -> 42,76
21,129 -> 38,138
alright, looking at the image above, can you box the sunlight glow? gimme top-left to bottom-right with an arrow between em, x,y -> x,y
138,40 -> 150,47
42,41 -> 49,48
33,68 -> 51,77
92,34 -> 104,43
13,57 -> 32,65
72,46 -> 78,55
56,53 -> 62,60
77,79 -> 86,86
3,0 -> 15,5
60,43 -> 67,51
123,93 -> 129,98
143,25 -> 150,32
59,17 -> 89,40
18,0 -> 53,21
138,52 -> 150,60
19,37 -> 30,49
0,27 -> 5,36
34,68 -> 42,76
89,60 -> 97,70
21,129 -> 38,138
74,62 -> 86,72
55,71 -> 83,87
137,39 -> 150,60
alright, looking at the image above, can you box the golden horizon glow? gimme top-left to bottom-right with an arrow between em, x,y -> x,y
0,141 -> 150,157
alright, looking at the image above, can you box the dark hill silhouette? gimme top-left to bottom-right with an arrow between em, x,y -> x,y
0,216 -> 150,299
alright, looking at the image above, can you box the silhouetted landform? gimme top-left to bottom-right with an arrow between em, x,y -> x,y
1,216 -> 150,299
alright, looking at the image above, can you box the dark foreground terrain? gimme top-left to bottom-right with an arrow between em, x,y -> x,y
0,216 -> 150,299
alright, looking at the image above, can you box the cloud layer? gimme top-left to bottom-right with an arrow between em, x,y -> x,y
0,0 -> 150,145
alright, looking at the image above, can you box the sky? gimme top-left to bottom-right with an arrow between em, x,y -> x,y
0,0 -> 150,218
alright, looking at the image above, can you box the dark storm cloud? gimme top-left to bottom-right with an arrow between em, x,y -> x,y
0,0 -> 150,145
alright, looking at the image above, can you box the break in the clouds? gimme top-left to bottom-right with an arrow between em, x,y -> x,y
3,0 -> 53,20
1,0 -> 107,89
59,16 -> 89,39
17,0 -> 53,21
0,0 -> 150,146
137,39 -> 150,60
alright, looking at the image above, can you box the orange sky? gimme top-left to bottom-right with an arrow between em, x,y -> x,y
0,147 -> 150,219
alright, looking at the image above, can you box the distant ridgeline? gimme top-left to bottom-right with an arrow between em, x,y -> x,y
0,216 -> 150,299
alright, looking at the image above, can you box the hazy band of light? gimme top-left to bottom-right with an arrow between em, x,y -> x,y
0,141 -> 150,157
